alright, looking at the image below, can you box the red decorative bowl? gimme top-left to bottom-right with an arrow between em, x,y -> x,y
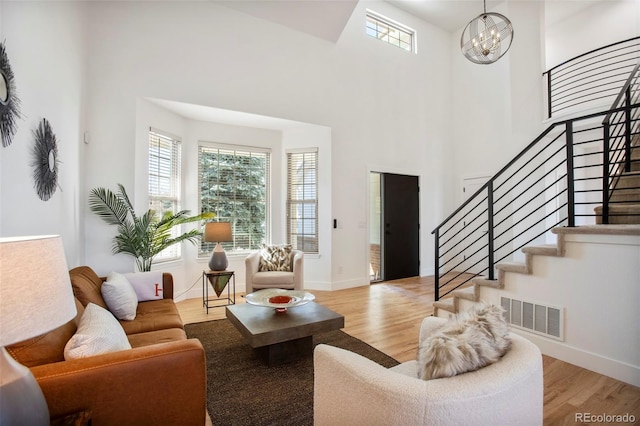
268,295 -> 292,304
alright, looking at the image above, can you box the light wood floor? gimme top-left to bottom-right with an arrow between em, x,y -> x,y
177,276 -> 640,425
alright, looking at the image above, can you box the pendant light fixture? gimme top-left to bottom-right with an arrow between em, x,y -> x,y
460,0 -> 514,64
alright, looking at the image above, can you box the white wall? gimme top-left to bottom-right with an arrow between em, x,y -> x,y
134,98 -> 333,297
545,0 -> 640,70
450,1 -> 547,217
484,233 -> 640,387
0,1 -> 86,265
6,0 -> 633,297
77,0 -> 451,290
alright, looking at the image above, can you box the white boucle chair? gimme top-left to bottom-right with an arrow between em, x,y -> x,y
245,248 -> 304,294
313,316 -> 543,426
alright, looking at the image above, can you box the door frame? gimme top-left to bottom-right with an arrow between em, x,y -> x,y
366,165 -> 422,283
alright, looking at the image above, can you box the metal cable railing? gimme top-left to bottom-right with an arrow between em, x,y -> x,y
543,37 -> 640,119
432,63 -> 640,301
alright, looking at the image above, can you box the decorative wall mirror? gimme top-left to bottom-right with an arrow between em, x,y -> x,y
0,42 -> 21,147
32,118 -> 60,201
0,71 -> 8,104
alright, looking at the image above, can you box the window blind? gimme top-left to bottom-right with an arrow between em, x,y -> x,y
287,149 -> 318,253
148,129 -> 182,262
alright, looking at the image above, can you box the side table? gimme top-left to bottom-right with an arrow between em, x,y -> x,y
202,270 -> 235,313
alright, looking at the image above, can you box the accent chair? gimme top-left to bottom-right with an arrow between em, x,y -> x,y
314,316 -> 543,425
245,247 -> 304,294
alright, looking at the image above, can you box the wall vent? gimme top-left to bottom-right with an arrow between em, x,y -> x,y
501,297 -> 564,341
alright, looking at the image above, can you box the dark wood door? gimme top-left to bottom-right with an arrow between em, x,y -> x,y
383,173 -> 419,280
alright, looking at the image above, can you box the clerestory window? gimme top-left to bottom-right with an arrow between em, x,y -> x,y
366,10 -> 416,53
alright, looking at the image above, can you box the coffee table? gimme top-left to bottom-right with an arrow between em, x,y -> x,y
225,302 -> 345,365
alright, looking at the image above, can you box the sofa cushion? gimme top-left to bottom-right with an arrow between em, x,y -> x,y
7,299 -> 84,368
69,266 -> 108,309
417,304 -> 511,380
119,299 -> 184,335
127,328 -> 187,348
258,244 -> 292,272
64,303 -> 132,360
101,271 -> 138,320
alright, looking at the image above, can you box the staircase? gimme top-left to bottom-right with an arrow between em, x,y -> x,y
433,138 -> 640,315
433,224 -> 640,317
595,138 -> 640,224
430,40 -> 640,387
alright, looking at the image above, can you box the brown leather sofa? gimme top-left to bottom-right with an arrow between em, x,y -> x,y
7,266 -> 206,426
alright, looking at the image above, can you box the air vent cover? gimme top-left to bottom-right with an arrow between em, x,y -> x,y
501,297 -> 564,341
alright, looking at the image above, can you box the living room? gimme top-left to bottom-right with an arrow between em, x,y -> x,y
1,0 -> 639,424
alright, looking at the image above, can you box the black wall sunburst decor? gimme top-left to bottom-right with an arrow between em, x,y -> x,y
32,118 -> 60,201
0,41 -> 22,148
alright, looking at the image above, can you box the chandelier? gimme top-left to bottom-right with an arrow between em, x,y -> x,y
460,0 -> 514,64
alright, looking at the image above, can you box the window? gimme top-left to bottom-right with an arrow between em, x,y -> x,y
199,144 -> 270,256
148,128 -> 182,262
287,149 -> 318,253
366,10 -> 415,52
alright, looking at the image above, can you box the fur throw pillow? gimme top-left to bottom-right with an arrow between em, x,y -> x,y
417,304 -> 511,380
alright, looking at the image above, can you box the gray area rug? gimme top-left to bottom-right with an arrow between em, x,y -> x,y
185,319 -> 399,426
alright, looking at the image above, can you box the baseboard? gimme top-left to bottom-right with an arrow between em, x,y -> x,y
512,329 -> 640,387
327,278 -> 369,291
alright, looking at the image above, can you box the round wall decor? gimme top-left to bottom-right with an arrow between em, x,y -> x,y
0,42 -> 22,147
32,118 -> 59,201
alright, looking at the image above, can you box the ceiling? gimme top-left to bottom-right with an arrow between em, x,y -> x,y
219,0 -> 359,42
156,0 -> 604,127
389,0 -> 601,32
219,0 -> 603,41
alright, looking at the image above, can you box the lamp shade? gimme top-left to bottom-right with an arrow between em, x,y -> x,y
203,222 -> 232,243
0,235 -> 77,346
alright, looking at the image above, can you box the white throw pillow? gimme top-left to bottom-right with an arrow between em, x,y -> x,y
101,271 -> 138,320
123,271 -> 164,301
64,303 -> 132,360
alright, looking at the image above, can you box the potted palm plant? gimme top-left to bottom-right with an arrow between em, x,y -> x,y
89,183 -> 214,271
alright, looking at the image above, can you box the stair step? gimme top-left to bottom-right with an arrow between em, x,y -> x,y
522,244 -> 561,257
496,262 -> 529,274
433,299 -> 456,314
616,171 -> 640,187
594,204 -> 640,224
473,277 -> 501,289
452,286 -> 477,301
610,189 -> 640,203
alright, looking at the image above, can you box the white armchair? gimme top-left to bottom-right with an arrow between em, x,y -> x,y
314,316 -> 543,426
245,248 -> 304,294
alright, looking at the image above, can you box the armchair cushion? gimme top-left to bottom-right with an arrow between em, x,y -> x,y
252,271 -> 295,286
258,244 -> 293,272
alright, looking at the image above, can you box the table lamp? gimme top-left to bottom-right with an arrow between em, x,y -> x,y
0,235 -> 77,425
204,222 -> 232,271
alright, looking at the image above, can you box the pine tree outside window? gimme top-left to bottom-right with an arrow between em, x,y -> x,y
287,149 -> 318,254
198,144 -> 270,256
